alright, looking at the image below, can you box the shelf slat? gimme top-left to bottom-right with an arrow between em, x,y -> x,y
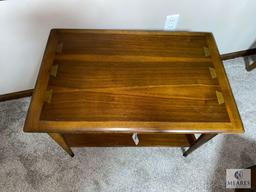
64,133 -> 196,147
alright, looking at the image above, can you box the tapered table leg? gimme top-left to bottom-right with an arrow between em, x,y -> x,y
246,61 -> 256,71
183,134 -> 217,157
48,133 -> 74,157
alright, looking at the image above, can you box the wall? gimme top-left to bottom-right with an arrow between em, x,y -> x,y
1,0 -> 256,94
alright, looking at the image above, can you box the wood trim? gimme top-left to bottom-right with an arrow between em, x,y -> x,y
23,29 -> 59,132
221,48 -> 256,60
36,121 -> 237,134
0,89 -> 33,102
207,34 -> 244,134
56,29 -> 210,36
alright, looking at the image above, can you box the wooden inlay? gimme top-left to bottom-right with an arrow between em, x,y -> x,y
44,89 -> 53,103
216,91 -> 225,105
203,46 -> 210,57
209,67 -> 217,79
50,64 -> 59,77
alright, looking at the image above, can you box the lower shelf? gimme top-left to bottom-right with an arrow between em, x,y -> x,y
63,133 -> 196,147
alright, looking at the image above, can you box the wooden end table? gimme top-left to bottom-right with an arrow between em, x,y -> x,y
24,29 -> 244,157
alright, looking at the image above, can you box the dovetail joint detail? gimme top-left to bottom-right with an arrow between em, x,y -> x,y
209,67 -> 217,79
44,89 -> 53,103
216,91 -> 224,104
50,64 -> 59,77
56,43 -> 63,54
203,47 -> 210,57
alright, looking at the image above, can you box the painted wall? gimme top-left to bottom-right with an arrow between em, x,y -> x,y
1,0 -> 256,94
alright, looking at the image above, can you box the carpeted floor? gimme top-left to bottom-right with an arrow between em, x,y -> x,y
0,58 -> 256,192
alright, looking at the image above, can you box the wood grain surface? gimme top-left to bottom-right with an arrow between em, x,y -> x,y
24,29 -> 244,134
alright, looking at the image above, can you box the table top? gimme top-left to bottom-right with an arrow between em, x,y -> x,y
24,29 -> 244,134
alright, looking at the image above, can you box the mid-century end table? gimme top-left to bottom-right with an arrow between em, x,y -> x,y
24,29 -> 244,157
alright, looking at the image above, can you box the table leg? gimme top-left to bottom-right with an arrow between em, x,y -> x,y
48,133 -> 74,157
183,134 -> 217,157
246,61 -> 256,71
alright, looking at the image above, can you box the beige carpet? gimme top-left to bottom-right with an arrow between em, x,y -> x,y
1,58 -> 256,192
